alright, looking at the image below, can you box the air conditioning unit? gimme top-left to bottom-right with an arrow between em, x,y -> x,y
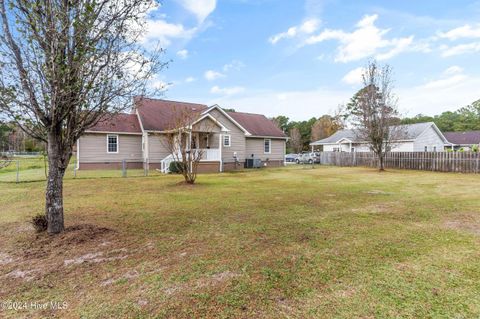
245,157 -> 262,168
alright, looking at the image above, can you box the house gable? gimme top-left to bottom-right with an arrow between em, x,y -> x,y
203,105 -> 251,135
413,124 -> 448,152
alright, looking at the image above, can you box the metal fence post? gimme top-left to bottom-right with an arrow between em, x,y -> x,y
73,158 -> 77,178
122,160 -> 127,178
144,158 -> 149,177
16,160 -> 19,183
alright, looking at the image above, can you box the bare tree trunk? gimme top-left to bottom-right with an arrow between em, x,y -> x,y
45,133 -> 66,234
378,152 -> 385,171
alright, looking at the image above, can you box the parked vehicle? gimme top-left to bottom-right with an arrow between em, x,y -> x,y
284,153 -> 298,163
296,152 -> 320,164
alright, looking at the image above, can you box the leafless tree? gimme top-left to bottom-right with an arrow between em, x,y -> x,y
289,127 -> 303,153
0,0 -> 166,233
162,107 -> 216,184
346,60 -> 404,171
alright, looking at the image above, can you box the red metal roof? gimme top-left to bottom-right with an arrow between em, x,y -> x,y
88,113 -> 141,134
227,111 -> 286,138
444,131 -> 480,145
135,98 -> 207,131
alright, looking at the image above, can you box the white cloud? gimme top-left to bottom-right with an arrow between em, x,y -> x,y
204,70 -> 225,81
141,1 -> 215,48
185,76 -> 196,83
204,75 -> 480,121
223,60 -> 245,72
305,14 -> 416,62
400,75 -> 480,116
142,19 -> 197,47
439,24 -> 480,40
420,66 -> 467,89
207,87 -> 352,120
151,79 -> 173,91
176,49 -> 189,59
444,65 -> 463,75
210,86 -> 245,95
441,42 -> 480,57
423,74 -> 467,89
342,67 -> 365,85
177,0 -> 216,23
269,18 -> 321,44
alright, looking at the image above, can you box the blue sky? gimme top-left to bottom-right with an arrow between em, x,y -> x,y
145,0 -> 480,120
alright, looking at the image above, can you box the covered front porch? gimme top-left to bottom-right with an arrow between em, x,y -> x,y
159,116 -> 228,173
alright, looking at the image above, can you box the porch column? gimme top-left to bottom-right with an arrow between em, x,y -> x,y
219,133 -> 223,172
189,131 -> 193,172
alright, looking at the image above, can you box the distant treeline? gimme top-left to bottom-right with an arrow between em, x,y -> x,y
272,98 -> 480,153
400,99 -> 480,132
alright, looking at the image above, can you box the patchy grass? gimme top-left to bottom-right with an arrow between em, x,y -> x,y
0,166 -> 480,318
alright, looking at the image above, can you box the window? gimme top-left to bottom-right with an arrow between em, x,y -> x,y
424,146 -> 428,152
433,146 -> 437,152
223,134 -> 231,147
264,139 -> 271,154
107,135 -> 118,153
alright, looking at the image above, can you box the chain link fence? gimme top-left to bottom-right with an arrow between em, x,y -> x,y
0,157 -> 161,183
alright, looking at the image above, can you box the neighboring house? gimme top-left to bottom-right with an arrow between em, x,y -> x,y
310,122 -> 448,152
76,98 -> 287,172
444,131 -> 480,151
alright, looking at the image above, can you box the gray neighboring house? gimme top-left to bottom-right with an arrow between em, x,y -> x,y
76,98 -> 287,172
310,122 -> 448,152
444,131 -> 480,151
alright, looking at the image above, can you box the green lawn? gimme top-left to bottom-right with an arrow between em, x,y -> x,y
0,166 -> 479,318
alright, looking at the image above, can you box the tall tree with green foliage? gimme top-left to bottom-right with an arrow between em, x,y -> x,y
0,0 -> 165,234
401,99 -> 480,132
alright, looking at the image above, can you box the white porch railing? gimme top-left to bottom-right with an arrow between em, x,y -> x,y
202,148 -> 220,161
160,154 -> 175,173
159,148 -> 220,174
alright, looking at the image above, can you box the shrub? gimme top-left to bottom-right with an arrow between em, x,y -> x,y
169,161 -> 186,174
472,144 -> 479,153
30,214 -> 48,233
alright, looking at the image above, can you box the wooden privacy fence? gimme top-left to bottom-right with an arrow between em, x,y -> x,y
318,151 -> 480,173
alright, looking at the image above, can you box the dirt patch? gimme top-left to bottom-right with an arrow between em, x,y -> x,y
64,249 -> 129,266
365,190 -> 392,195
23,224 -> 115,259
0,223 -> 123,285
101,270 -> 139,287
0,252 -> 14,265
444,214 -> 480,236
4,269 -> 38,282
163,271 -> 241,296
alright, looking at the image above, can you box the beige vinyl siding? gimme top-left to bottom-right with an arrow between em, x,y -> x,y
147,133 -> 171,162
79,133 -> 142,163
245,138 -> 285,161
208,109 -> 246,162
193,117 -> 221,132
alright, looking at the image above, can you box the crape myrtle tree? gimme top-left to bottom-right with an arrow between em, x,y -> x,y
0,0 -> 165,234
346,60 -> 404,171
162,107 -> 216,184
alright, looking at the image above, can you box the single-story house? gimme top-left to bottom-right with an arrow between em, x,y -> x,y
310,122 -> 448,152
444,131 -> 480,151
76,98 -> 287,173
